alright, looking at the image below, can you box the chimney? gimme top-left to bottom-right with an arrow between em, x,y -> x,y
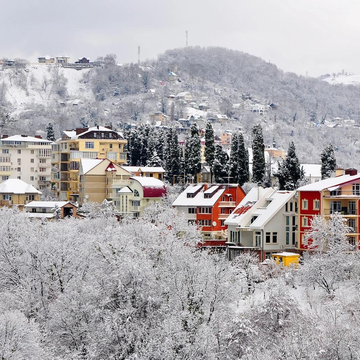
35,135 -> 42,139
335,168 -> 345,177
345,168 -> 357,176
2,135 -> 8,139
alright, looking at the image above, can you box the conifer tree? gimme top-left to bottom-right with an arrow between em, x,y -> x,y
228,133 -> 239,183
212,144 -> 228,183
276,141 -> 305,190
251,125 -> 265,184
184,124 -> 201,183
165,128 -> 181,183
204,122 -> 215,181
46,123 -> 55,141
321,144 -> 336,179
237,133 -> 250,186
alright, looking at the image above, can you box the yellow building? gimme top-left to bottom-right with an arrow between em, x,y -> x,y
52,126 -> 127,201
0,179 -> 41,210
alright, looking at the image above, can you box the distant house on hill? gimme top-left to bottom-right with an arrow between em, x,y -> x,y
75,57 -> 90,64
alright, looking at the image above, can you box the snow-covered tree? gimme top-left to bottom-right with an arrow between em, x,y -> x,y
212,144 -> 228,183
321,144 -> 336,179
204,122 -> 215,181
184,124 -> 201,183
46,122 -> 55,141
165,128 -> 182,183
251,125 -> 265,184
275,141 -> 305,190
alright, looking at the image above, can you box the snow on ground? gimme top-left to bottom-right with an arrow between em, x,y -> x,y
323,73 -> 360,86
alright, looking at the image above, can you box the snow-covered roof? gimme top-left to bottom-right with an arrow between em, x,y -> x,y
122,166 -> 165,173
63,126 -> 121,140
0,179 -> 41,194
172,184 -> 225,207
1,135 -> 52,144
80,159 -> 103,174
272,252 -> 299,257
131,176 -> 165,188
24,201 -> 74,209
297,173 -> 360,192
118,186 -> 133,194
301,164 -> 321,178
226,187 -> 296,229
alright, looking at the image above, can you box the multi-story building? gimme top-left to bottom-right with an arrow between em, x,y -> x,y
0,135 -> 52,190
51,126 -> 127,201
78,158 -> 167,217
225,187 -> 298,261
297,168 -> 360,250
172,183 -> 246,246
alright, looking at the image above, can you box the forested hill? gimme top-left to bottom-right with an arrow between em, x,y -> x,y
1,47 -> 360,167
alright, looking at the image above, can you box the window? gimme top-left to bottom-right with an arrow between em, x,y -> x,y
17,149 -> 21,154
302,199 -> 308,210
188,207 -> 196,214
198,219 -> 211,226
39,159 -> 46,163
0,166 -> 10,171
85,142 -> 94,149
255,232 -> 261,247
330,201 -> 342,214
272,232 -> 278,243
314,199 -> 319,210
31,159 -> 34,163
0,157 -> 10,163
30,176 -> 34,181
31,150 -> 34,154
2,176 -> 8,180
353,184 -> 360,196
348,219 -> 356,232
17,176 -> 21,179
221,220 -> 225,227
134,189 -> 140,197
2,149 -> 9,154
303,217 -> 309,227
3,194 -> 11,201
266,232 -> 271,244
349,201 -> 356,215
39,168 -> 46,172
109,143 -> 113,149
30,167 -> 34,172
17,167 -> 21,172
17,159 -> 21,165
132,200 -> 140,207
290,202 -> 293,212
199,207 -> 211,214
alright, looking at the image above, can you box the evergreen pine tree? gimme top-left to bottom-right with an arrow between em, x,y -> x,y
184,124 -> 201,183
46,123 -> 55,141
321,144 -> 336,179
146,150 -> 162,167
228,133 -> 239,183
237,133 -> 250,186
251,125 -> 265,184
165,128 -> 182,183
212,144 -> 228,183
204,122 -> 215,181
276,141 -> 305,190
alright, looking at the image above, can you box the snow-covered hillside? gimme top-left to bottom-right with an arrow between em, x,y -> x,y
321,72 -> 360,86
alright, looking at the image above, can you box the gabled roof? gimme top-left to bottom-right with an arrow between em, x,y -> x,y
123,166 -> 165,173
0,179 -> 41,194
24,201 -> 76,209
62,126 -> 122,140
226,187 -> 296,229
1,135 -> 52,144
297,173 -> 360,192
80,159 -> 103,174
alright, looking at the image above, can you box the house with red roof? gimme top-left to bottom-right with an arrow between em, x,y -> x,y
297,168 -> 360,250
172,183 -> 245,247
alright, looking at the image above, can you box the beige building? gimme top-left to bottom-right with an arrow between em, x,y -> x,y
0,135 -> 52,191
0,179 -> 41,209
51,126 -> 127,201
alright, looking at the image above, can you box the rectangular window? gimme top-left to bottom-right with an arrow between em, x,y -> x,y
272,232 -> 278,243
39,168 -> 46,172
303,217 -> 309,227
330,201 -> 342,214
302,199 -> 308,210
3,194 -> 11,201
31,159 -> 34,163
266,232 -> 271,244
290,202 -> 293,212
198,219 -> 211,226
353,184 -> 360,196
221,220 -> 225,227
348,219 -> 356,232
31,150 -> 34,154
314,199 -> 319,210
85,142 -> 94,149
0,166 -> 10,171
0,157 -> 10,163
30,176 -> 34,181
2,149 -> 9,154
17,167 -> 21,172
17,159 -> 21,165
199,207 -> 211,214
39,159 -> 46,163
17,149 -> 21,154
188,207 -> 196,214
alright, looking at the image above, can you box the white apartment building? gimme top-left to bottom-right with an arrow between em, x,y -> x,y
0,135 -> 52,191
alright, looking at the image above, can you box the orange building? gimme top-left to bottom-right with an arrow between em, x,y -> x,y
172,183 -> 246,247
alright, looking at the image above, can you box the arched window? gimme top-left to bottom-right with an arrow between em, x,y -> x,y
134,189 -> 140,197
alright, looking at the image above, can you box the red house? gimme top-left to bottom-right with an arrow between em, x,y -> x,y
172,183 -> 246,248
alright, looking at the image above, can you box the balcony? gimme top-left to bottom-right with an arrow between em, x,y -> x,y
324,208 -> 357,215
218,201 -> 236,207
324,190 -> 360,198
219,213 -> 230,220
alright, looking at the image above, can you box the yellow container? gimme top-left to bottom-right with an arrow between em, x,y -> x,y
272,252 -> 300,267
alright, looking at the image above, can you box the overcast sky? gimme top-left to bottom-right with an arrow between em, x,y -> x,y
2,0 -> 360,77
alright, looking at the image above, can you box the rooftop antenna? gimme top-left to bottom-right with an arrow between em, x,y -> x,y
138,46 -> 140,66
186,30 -> 188,47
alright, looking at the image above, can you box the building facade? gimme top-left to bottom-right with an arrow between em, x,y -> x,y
0,135 -> 52,191
51,126 -> 127,201
172,183 -> 246,246
225,187 -> 298,261
297,169 -> 360,251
